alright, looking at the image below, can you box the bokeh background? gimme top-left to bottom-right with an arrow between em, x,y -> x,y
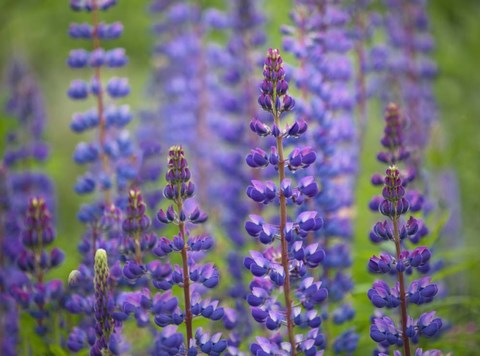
1,0 -> 479,354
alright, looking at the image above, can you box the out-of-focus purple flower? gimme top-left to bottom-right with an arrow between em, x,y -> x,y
11,197 -> 66,344
283,2 -> 360,351
68,0 -> 138,204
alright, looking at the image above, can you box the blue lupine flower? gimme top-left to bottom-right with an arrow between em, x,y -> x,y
67,0 -> 138,207
244,48 -> 327,355
283,1 -> 359,350
368,104 -> 443,354
65,1 -> 136,353
14,198 -> 66,341
152,146 -> 226,352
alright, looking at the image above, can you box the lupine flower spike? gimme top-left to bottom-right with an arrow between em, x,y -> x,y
245,49 -> 327,355
283,2 -> 359,351
368,104 -> 442,355
154,146 -> 226,354
66,0 -> 134,353
13,198 -> 65,345
68,0 -> 136,210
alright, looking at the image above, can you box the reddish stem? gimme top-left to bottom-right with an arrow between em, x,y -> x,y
274,110 -> 296,355
177,198 -> 193,349
393,215 -> 411,356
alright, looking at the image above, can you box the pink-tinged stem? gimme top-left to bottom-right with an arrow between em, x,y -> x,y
176,197 -> 193,349
273,109 -> 297,355
393,214 -> 411,356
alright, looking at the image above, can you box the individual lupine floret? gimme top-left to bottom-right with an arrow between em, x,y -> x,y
154,146 -> 226,352
244,49 -> 327,355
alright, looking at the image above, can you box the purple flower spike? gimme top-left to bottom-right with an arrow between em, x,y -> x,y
246,180 -> 277,204
368,103 -> 444,354
244,48 -> 326,354
152,146 -> 225,351
246,148 -> 270,168
250,118 -> 271,137
68,79 -> 89,99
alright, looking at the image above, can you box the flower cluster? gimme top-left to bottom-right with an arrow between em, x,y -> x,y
244,48 -> 327,355
68,0 -> 137,204
2,59 -> 55,263
368,104 -> 442,355
13,198 -> 65,339
368,0 -> 437,154
283,1 -> 359,351
65,1 -> 136,353
0,58 -> 59,354
206,3 -> 266,346
151,146 -> 226,354
149,0 -> 216,208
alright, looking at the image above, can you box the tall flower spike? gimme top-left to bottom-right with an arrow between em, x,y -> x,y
135,111 -> 163,210
2,58 -> 55,264
15,198 -> 65,341
68,0 -> 137,209
1,58 -> 58,353
368,104 -> 443,356
149,1 -> 217,209
154,146 -> 226,353
283,2 -> 359,351
66,1 -> 134,353
205,0 -> 267,348
245,49 -> 327,355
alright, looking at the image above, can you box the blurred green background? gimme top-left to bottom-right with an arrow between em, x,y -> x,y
1,0 -> 480,354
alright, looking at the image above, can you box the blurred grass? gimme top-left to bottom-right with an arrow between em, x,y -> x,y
1,0 -> 480,354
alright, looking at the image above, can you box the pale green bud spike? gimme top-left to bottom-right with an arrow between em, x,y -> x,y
94,248 -> 109,292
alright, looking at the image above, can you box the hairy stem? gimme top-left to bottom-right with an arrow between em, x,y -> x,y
134,231 -> 142,264
274,109 -> 296,355
393,215 -> 411,356
176,197 -> 193,349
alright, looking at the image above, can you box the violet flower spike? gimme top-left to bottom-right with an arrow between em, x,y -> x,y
154,146 -> 226,353
245,49 -> 327,355
368,104 -> 443,356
